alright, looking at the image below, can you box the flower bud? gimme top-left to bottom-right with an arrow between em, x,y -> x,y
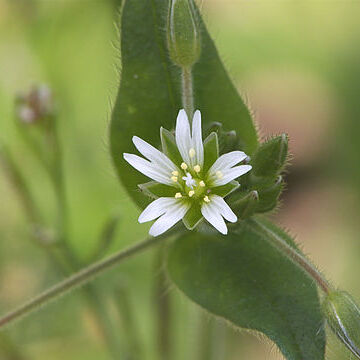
323,290 -> 360,358
251,134 -> 288,179
205,122 -> 242,153
15,85 -> 54,125
230,190 -> 259,219
256,175 -> 283,213
167,0 -> 201,68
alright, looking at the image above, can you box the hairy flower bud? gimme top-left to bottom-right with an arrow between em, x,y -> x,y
167,0 -> 201,68
15,85 -> 54,125
323,290 -> 360,358
251,134 -> 288,179
230,190 -> 259,219
256,175 -> 283,213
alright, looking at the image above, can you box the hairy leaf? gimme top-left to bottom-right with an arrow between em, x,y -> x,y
167,218 -> 326,360
110,0 -> 258,208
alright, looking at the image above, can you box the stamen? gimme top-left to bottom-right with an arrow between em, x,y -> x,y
172,170 -> 179,176
199,180 -> 205,187
175,192 -> 182,199
204,195 -> 210,203
216,171 -> 223,179
171,176 -> 178,182
189,148 -> 196,158
194,165 -> 201,173
181,162 -> 188,170
188,190 -> 195,197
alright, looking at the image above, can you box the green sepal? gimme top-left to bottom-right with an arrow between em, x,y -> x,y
231,190 -> 259,219
211,180 -> 239,198
138,181 -> 176,199
203,132 -> 219,173
256,175 -> 283,213
182,203 -> 203,230
251,134 -> 288,179
160,127 -> 183,166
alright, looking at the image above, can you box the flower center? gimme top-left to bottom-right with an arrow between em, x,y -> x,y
171,162 -> 211,202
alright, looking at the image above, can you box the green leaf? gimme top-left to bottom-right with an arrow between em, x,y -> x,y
110,0 -> 258,209
138,181 -> 176,199
167,218 -> 326,360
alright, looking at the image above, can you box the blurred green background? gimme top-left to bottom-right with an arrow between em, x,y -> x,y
1,0 -> 360,359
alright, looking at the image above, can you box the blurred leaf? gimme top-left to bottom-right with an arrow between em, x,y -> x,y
88,214 -> 121,262
110,0 -> 258,209
167,218 -> 326,360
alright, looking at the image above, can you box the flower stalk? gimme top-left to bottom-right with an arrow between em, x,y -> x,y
0,235 -> 170,330
181,66 -> 194,119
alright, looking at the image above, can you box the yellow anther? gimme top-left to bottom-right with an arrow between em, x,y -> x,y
188,190 -> 195,197
171,176 -> 178,182
181,162 -> 188,170
204,195 -> 210,203
175,192 -> 182,199
172,170 -> 179,176
189,148 -> 196,158
194,165 -> 201,173
199,180 -> 205,187
216,171 -> 223,179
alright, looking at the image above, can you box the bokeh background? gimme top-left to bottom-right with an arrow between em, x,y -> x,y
1,0 -> 360,359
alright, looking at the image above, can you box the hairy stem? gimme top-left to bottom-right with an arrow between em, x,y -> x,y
250,218 -> 331,294
0,235 -> 167,330
181,66 -> 194,120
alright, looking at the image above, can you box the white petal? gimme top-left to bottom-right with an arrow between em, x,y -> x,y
132,136 -> 177,173
175,109 -> 192,165
210,195 -> 237,223
138,197 -> 178,223
149,202 -> 190,236
123,153 -> 173,185
201,201 -> 228,235
211,165 -> 252,186
208,151 -> 248,174
191,110 -> 204,166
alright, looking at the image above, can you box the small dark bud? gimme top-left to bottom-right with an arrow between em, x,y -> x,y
15,85 -> 54,125
167,0 -> 201,68
251,134 -> 288,179
323,290 -> 360,358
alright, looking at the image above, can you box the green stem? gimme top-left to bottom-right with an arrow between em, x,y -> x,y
250,218 -> 331,294
116,285 -> 143,359
154,245 -> 172,360
0,235 -> 166,330
181,66 -> 194,120
0,145 -> 40,224
198,313 -> 212,360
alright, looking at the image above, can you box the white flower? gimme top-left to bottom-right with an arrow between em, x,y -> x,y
123,109 -> 252,237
